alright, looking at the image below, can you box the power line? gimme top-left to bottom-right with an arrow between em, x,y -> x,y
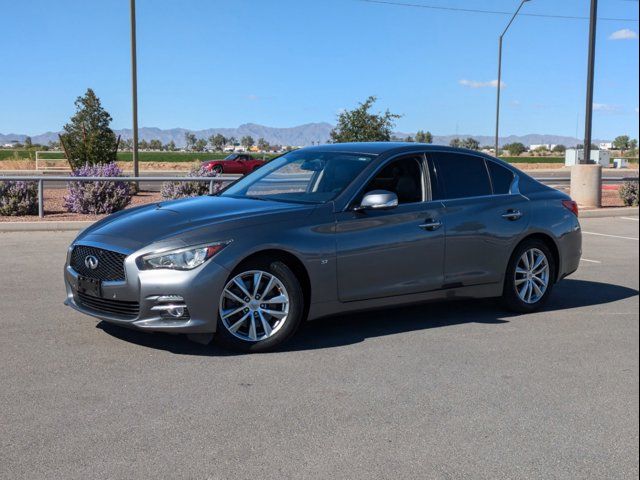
359,0 -> 640,22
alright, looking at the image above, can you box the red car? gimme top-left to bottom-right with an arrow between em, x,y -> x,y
202,154 -> 266,175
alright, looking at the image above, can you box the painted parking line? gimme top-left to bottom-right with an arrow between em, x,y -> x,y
620,217 -> 639,222
582,231 -> 639,241
581,258 -> 601,264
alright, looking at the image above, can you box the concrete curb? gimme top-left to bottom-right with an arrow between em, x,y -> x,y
0,221 -> 93,232
1,207 -> 637,232
579,207 -> 638,218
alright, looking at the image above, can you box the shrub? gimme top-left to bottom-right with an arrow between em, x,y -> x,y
64,162 -> 131,214
619,180 -> 639,207
161,165 -> 224,199
0,180 -> 38,216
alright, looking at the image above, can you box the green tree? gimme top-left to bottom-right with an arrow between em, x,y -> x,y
241,135 -> 255,150
209,133 -> 226,151
184,132 -> 197,151
330,96 -> 401,143
449,138 -> 461,148
612,135 -> 630,152
228,136 -> 238,146
195,138 -> 208,152
165,140 -> 177,151
139,139 -> 149,150
59,88 -> 118,170
149,139 -> 163,150
257,137 -> 270,151
628,138 -> 638,157
504,142 -> 526,156
461,137 -> 480,150
405,136 -> 414,142
24,136 -> 33,149
415,130 -> 433,143
552,144 -> 566,153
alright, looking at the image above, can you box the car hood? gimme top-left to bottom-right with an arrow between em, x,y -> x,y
76,195 -> 315,251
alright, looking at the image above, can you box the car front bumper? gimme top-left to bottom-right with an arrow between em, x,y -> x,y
64,249 -> 231,334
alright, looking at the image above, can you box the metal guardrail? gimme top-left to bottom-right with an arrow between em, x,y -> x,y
0,175 -> 241,218
0,174 -> 638,218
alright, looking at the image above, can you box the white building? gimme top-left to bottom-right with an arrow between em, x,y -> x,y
598,142 -> 613,150
529,144 -> 556,151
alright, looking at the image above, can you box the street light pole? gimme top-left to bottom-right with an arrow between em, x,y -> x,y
494,0 -> 530,157
130,0 -> 139,179
583,0 -> 598,165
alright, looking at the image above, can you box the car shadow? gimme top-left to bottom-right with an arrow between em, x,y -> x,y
96,279 -> 638,355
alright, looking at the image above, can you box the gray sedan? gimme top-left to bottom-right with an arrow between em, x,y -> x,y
64,143 -> 582,352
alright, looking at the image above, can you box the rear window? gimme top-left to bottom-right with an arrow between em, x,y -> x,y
430,153 -> 492,200
487,161 -> 514,194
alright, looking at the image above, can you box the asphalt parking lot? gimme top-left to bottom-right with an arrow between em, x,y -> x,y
1,216 -> 638,479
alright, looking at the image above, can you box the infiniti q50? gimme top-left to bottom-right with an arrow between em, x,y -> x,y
64,143 -> 582,352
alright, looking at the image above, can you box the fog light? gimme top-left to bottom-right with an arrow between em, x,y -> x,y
167,306 -> 185,318
149,295 -> 190,320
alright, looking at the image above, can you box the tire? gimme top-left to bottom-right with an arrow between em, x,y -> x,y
212,165 -> 223,175
214,258 -> 304,353
502,239 -> 556,313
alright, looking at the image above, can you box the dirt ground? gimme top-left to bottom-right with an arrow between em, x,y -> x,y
0,185 -> 629,222
2,158 -> 639,173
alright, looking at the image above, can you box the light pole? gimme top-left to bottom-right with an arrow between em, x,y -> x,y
494,0 -> 530,157
130,0 -> 139,179
582,0 -> 598,164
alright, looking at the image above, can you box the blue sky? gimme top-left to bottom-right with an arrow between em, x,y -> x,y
1,0 -> 638,139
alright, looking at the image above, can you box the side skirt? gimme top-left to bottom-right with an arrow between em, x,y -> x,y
307,282 -> 503,321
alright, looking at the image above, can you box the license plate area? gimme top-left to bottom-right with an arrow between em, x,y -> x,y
77,275 -> 102,297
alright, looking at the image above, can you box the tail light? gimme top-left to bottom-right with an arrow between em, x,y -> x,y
562,199 -> 579,217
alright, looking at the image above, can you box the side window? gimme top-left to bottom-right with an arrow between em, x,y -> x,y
430,153 -> 491,200
361,157 -> 423,205
487,160 -> 515,194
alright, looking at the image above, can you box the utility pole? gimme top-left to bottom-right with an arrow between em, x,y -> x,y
130,0 -> 139,179
494,0 -> 530,157
570,0 -> 601,208
582,0 -> 598,165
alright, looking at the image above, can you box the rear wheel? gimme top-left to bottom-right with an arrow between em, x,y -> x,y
215,259 -> 304,352
502,239 -> 555,313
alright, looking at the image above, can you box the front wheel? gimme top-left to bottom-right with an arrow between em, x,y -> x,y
215,259 -> 304,352
212,165 -> 223,174
502,240 -> 555,313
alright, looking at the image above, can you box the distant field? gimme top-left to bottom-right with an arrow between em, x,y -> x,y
1,149 -> 637,165
0,150 -> 277,163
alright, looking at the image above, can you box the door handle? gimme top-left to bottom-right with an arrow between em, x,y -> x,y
419,219 -> 442,231
501,209 -> 522,221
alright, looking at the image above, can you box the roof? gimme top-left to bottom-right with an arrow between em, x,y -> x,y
299,142 -> 483,156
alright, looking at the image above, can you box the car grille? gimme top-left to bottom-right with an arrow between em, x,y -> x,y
76,291 -> 140,319
70,245 -> 127,281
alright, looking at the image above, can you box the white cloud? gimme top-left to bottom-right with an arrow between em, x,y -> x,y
593,103 -> 622,113
609,29 -> 638,40
459,79 -> 505,88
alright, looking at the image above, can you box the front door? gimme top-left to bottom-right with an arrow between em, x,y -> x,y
335,155 -> 446,302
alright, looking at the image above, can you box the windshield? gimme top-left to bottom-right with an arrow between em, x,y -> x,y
220,150 -> 376,204
224,154 -> 239,160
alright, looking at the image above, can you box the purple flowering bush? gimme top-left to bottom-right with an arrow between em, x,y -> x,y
161,165 -> 223,199
64,162 -> 132,214
0,180 -> 38,216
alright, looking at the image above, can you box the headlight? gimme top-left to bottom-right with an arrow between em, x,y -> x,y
138,242 -> 229,270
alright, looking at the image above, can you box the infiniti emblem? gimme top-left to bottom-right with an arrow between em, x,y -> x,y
84,255 -> 99,270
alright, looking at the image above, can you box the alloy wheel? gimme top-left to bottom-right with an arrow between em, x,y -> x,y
514,248 -> 550,304
219,270 -> 290,342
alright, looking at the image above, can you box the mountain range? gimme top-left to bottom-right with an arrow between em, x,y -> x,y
0,123 -> 607,148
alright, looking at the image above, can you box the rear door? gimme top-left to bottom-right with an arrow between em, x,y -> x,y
335,154 -> 446,302
428,152 -> 529,287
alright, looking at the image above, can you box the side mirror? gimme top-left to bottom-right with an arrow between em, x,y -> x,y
355,190 -> 398,211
